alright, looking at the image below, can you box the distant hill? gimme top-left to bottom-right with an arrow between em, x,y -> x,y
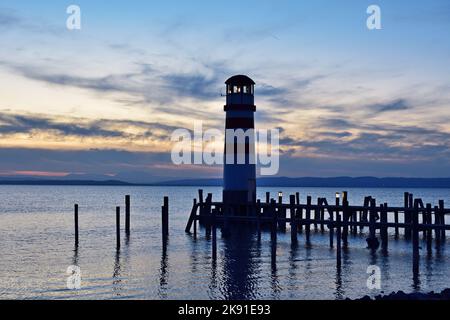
2,176 -> 450,188
0,180 -> 134,186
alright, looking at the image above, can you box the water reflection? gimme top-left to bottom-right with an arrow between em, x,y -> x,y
335,267 -> 344,300
112,250 -> 122,297
72,247 -> 79,267
220,226 -> 260,300
159,239 -> 169,298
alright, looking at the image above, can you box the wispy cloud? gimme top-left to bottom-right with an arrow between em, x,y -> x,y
368,99 -> 410,113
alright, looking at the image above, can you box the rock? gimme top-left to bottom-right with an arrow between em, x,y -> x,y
353,288 -> 450,301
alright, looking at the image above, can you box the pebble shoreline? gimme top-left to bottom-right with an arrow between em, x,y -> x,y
351,289 -> 450,300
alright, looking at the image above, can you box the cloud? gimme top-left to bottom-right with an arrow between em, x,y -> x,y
368,99 -> 410,113
0,7 -> 60,34
162,73 -> 221,100
0,59 -> 229,108
0,9 -> 20,26
0,112 -> 180,141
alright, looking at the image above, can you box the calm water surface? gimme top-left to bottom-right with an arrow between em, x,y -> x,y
0,186 -> 449,300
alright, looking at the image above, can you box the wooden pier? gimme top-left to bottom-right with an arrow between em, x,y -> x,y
184,190 -> 450,276
70,191 -> 449,279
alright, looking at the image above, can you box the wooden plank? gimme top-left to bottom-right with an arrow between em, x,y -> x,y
290,195 -> 298,245
185,199 -> 198,233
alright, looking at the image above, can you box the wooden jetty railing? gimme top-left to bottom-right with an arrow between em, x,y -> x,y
183,190 -> 449,276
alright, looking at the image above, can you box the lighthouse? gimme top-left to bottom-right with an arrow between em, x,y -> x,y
223,75 -> 257,210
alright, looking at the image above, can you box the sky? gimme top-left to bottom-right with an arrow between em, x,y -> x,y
0,0 -> 450,181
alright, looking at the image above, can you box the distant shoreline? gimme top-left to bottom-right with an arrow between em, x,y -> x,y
2,177 -> 450,188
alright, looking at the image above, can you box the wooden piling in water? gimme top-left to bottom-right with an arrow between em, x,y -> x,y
162,197 -> 169,240
185,199 -> 198,234
412,203 -> 420,276
380,203 -> 388,251
336,214 -> 342,268
256,199 -> 261,241
329,201 -> 334,248
404,192 -> 411,239
342,194 -> 349,248
403,192 -> 412,240
290,195 -> 297,245
125,195 -> 130,236
74,204 -> 79,247
116,206 -> 121,250
426,203 -> 432,255
319,198 -> 325,233
434,205 -> 440,248
193,199 -> 197,237
212,208 -> 217,261
394,210 -> 399,239
367,198 -> 379,250
199,189 -> 204,204
278,194 -> 286,232
306,196 -> 311,244
205,194 -> 212,238
266,192 -> 270,204
296,193 -> 303,233
439,200 -> 446,242
270,199 -> 277,243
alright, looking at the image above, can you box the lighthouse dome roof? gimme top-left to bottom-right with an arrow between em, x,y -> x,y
225,75 -> 255,86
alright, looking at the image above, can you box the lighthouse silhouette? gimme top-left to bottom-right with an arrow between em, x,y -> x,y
223,75 -> 257,211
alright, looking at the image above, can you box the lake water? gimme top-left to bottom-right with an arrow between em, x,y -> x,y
0,185 -> 449,300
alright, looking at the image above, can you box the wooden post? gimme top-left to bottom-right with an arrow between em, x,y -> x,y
74,204 -> 79,247
380,203 -> 388,251
404,193 -> 411,239
313,204 -> 319,232
278,193 -> 286,232
361,196 -> 370,232
296,193 -> 303,233
329,201 -> 334,248
185,199 -> 198,233
426,204 -> 432,255
162,197 -> 169,240
193,199 -> 197,237
212,208 -> 217,261
199,189 -> 204,204
205,194 -> 212,238
336,214 -> 342,268
434,206 -> 440,248
125,195 -> 130,236
351,208 -> 357,235
439,200 -> 445,242
290,195 -> 297,245
412,203 -> 420,276
266,192 -> 270,204
270,199 -> 277,243
394,210 -> 399,239
306,196 -> 311,244
367,199 -> 379,250
319,198 -> 325,233
342,195 -> 349,248
116,206 -> 121,250
409,193 -> 414,208
256,200 -> 261,242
